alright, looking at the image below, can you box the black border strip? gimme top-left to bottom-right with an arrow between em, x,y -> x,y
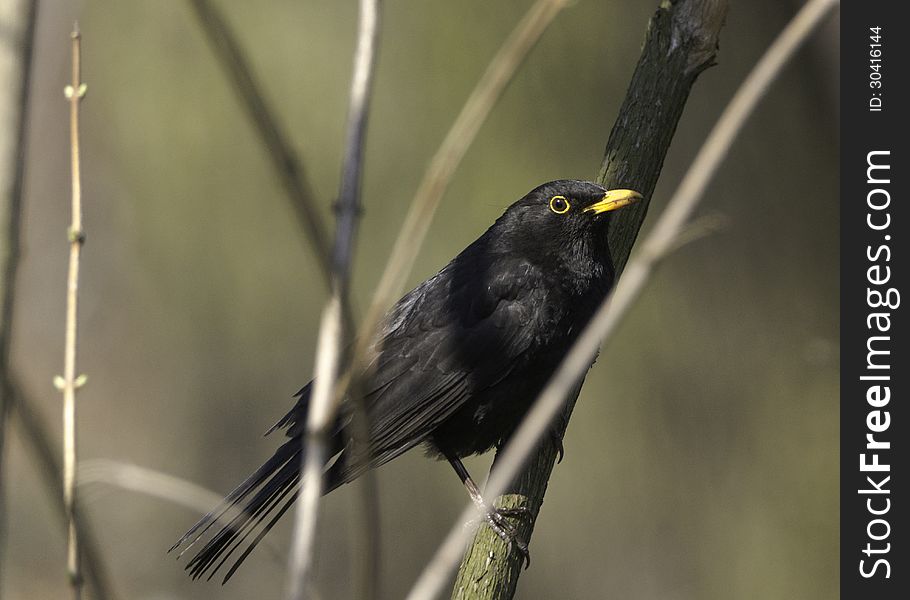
841,2 -> 906,598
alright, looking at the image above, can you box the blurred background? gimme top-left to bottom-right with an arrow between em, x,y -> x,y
3,0 -> 838,598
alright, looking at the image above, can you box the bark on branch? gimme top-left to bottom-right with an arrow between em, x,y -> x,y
452,2 -> 727,598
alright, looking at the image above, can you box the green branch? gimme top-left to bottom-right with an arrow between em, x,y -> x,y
452,1 -> 727,598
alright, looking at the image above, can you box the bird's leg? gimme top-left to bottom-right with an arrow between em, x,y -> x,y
445,454 -> 531,567
446,454 -> 530,519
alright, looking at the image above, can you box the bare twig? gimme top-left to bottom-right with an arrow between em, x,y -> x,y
344,0 -> 571,414
286,1 -> 381,599
186,0 -> 334,284
0,0 -> 38,573
332,1 -> 384,595
76,459 -> 290,566
7,381 -> 116,600
409,1 -> 839,597
78,459 -> 246,519
1,13 -> 112,600
331,0 -> 381,286
287,295 -> 342,600
56,23 -> 88,600
305,3 -> 569,593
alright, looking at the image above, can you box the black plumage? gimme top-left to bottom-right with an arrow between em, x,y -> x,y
171,179 -> 641,581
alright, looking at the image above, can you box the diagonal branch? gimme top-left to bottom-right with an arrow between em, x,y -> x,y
405,0 -> 839,598
186,0 -> 334,285
445,5 -> 730,596
77,459 -> 289,566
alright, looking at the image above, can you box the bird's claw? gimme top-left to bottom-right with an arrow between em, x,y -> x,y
470,504 -> 532,568
494,505 -> 531,519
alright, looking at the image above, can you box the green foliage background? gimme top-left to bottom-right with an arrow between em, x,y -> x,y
7,0 -> 838,598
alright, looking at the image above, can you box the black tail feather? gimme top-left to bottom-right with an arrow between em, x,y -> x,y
171,436 -> 304,581
190,455 -> 301,580
221,487 -> 301,583
169,438 -> 295,553
172,381 -> 360,583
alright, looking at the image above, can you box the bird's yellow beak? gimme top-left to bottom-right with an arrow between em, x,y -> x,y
584,189 -> 643,214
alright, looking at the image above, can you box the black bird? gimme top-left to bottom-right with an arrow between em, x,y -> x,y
172,179 -> 641,581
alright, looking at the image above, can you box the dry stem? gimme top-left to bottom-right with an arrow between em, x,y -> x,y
59,23 -> 87,600
286,2 -> 381,599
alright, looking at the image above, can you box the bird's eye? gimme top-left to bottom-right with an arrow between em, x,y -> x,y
549,195 -> 570,214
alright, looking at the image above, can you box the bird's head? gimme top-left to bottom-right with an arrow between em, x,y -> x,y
488,180 -> 642,276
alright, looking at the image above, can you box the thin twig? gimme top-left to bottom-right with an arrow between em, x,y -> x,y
408,0 -> 839,598
76,459 -> 289,566
331,0 -> 381,286
78,459 -> 251,520
186,0 -> 334,285
332,2 -> 384,596
287,296 -> 342,600
322,2 -> 568,591
286,1 -> 381,599
344,0 -> 571,418
452,1 -> 729,593
58,23 -> 87,600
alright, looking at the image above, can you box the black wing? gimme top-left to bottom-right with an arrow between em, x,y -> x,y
348,250 -> 545,471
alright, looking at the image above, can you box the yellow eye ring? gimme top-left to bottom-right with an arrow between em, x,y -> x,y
549,195 -> 570,214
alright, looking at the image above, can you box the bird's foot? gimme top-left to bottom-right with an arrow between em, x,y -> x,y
470,503 -> 532,568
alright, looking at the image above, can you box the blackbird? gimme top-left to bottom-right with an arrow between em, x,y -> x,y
172,179 -> 641,581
